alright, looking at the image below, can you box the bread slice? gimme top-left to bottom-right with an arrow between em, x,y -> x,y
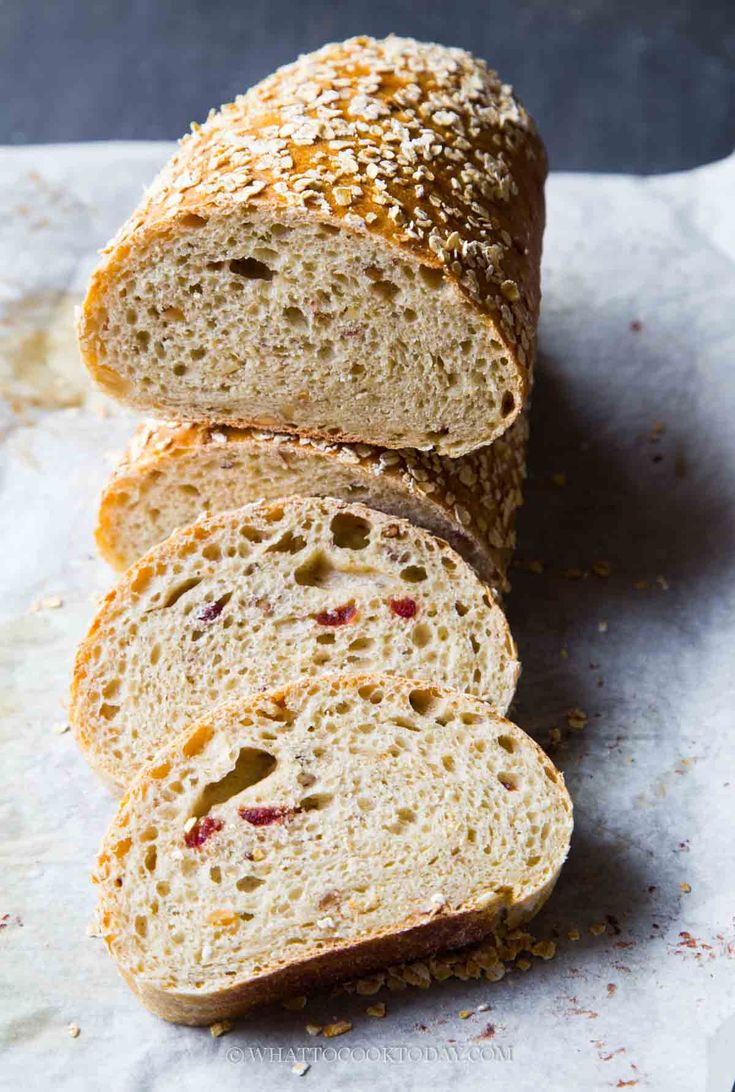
96,416 -> 528,589
94,672 -> 573,1025
77,36 -> 545,456
71,496 -> 519,792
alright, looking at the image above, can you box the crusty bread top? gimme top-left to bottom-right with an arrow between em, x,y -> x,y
94,673 -> 572,1005
97,416 -> 528,586
80,35 -> 545,395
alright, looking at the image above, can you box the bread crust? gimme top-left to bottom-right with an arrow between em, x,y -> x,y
94,672 -> 571,1025
77,36 -> 545,453
96,417 -> 527,589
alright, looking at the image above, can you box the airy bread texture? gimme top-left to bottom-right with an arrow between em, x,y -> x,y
77,35 -> 546,455
94,673 -> 573,1025
72,496 -> 519,792
96,416 -> 528,588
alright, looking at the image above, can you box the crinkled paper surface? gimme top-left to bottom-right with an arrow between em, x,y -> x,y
0,143 -> 733,1092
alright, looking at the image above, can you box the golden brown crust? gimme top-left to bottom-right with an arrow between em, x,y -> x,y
118,903 -> 504,1025
77,36 -> 545,440
96,417 -> 527,589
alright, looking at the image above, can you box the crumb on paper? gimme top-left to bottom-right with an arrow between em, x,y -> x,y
476,1002 -> 491,1012
366,1002 -> 386,1018
67,1024 -> 80,1038
29,595 -> 63,612
607,983 -> 617,997
458,1009 -> 473,1019
52,721 -> 70,734
629,319 -> 643,332
590,923 -> 607,936
531,940 -> 556,960
598,620 -> 608,633
566,708 -> 588,731
291,1062 -> 310,1076
568,928 -> 581,941
305,1023 -> 322,1036
323,1020 -> 352,1038
680,882 -> 692,893
210,1019 -> 232,1038
355,977 -> 383,996
592,560 -> 612,578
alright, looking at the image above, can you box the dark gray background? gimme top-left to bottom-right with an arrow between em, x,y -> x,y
1,0 -> 733,172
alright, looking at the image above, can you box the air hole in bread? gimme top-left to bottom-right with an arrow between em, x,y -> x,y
284,306 -> 307,328
240,524 -> 265,543
191,747 -> 277,818
236,875 -> 265,893
294,550 -> 334,588
455,602 -> 469,617
229,257 -> 274,281
180,213 -> 207,229
370,279 -> 400,301
267,531 -> 307,555
330,512 -> 371,550
144,846 -> 157,872
160,577 -> 203,609
501,391 -> 515,417
100,703 -> 120,721
418,265 -> 444,289
498,772 -> 519,791
130,566 -> 154,594
497,734 -> 516,754
411,623 -> 431,649
408,688 -> 438,716
210,866 -> 222,883
301,793 -> 333,812
401,565 -> 427,583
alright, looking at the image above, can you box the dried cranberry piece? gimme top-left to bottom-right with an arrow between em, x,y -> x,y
184,815 -> 223,848
314,603 -> 357,627
239,805 -> 300,826
198,601 -> 224,623
389,597 -> 418,619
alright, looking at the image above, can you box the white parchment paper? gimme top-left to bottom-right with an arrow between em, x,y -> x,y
0,143 -> 733,1092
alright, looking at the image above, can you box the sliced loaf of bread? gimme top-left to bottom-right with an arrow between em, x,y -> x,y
77,36 -> 545,455
96,417 -> 528,588
71,497 -> 519,791
94,673 -> 572,1024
